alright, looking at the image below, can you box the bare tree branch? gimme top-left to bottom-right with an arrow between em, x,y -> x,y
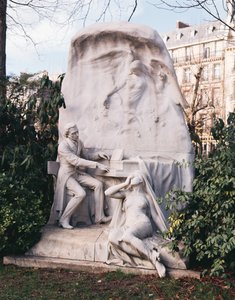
6,12 -> 41,54
148,0 -> 235,31
82,0 -> 93,27
195,0 -> 235,31
128,0 -> 138,21
96,0 -> 112,22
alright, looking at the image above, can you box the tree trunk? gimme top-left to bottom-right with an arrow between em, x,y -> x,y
0,0 -> 7,103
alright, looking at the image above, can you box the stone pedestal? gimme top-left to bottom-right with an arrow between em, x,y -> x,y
3,224 -> 200,279
26,225 -> 109,262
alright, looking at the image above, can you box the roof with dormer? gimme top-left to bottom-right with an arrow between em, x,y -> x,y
162,20 -> 230,49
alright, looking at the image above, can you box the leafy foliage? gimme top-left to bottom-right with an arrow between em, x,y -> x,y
0,73 -> 65,255
0,173 -> 45,254
167,113 -> 235,276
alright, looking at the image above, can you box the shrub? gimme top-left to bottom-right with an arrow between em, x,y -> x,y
0,173 -> 45,254
167,113 -> 235,276
0,74 -> 65,256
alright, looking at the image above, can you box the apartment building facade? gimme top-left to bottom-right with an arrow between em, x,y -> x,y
162,17 -> 235,153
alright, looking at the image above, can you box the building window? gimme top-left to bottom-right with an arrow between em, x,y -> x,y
182,89 -> 191,104
191,30 -> 197,37
185,47 -> 191,61
214,41 -> 220,57
163,35 -> 170,42
183,68 -> 191,83
203,47 -> 210,59
202,65 -> 209,81
176,32 -> 183,40
200,89 -> 209,105
171,50 -> 177,63
207,26 -> 216,34
175,68 -> 180,79
212,88 -> 221,106
213,64 -> 221,80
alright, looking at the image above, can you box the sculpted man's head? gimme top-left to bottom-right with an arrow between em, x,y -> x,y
64,123 -> 79,142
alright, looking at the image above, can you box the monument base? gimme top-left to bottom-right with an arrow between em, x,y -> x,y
3,224 -> 200,279
3,255 -> 200,279
26,224 -> 109,262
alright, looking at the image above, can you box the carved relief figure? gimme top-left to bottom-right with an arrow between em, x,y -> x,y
50,123 -> 111,229
103,59 -> 149,128
125,60 -> 148,119
105,172 -> 169,277
103,57 -> 151,136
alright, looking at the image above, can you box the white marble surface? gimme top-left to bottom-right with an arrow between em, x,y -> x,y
27,225 -> 108,262
34,23 -> 195,276
60,22 -> 194,163
27,225 -> 187,273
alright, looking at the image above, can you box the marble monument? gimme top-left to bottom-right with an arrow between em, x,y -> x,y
26,22 -> 194,278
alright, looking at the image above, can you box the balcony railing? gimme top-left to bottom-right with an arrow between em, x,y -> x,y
171,50 -> 224,64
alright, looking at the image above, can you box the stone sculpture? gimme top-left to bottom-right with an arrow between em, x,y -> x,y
60,23 -> 193,160
30,22 -> 194,276
60,22 -> 194,219
49,123 -> 111,229
105,172 -> 168,277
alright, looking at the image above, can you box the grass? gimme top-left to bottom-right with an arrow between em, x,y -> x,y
0,263 -> 234,300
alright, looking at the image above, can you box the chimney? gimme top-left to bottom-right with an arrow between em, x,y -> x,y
176,21 -> 190,29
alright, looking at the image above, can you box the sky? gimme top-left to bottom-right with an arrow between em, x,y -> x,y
6,0 -> 227,76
